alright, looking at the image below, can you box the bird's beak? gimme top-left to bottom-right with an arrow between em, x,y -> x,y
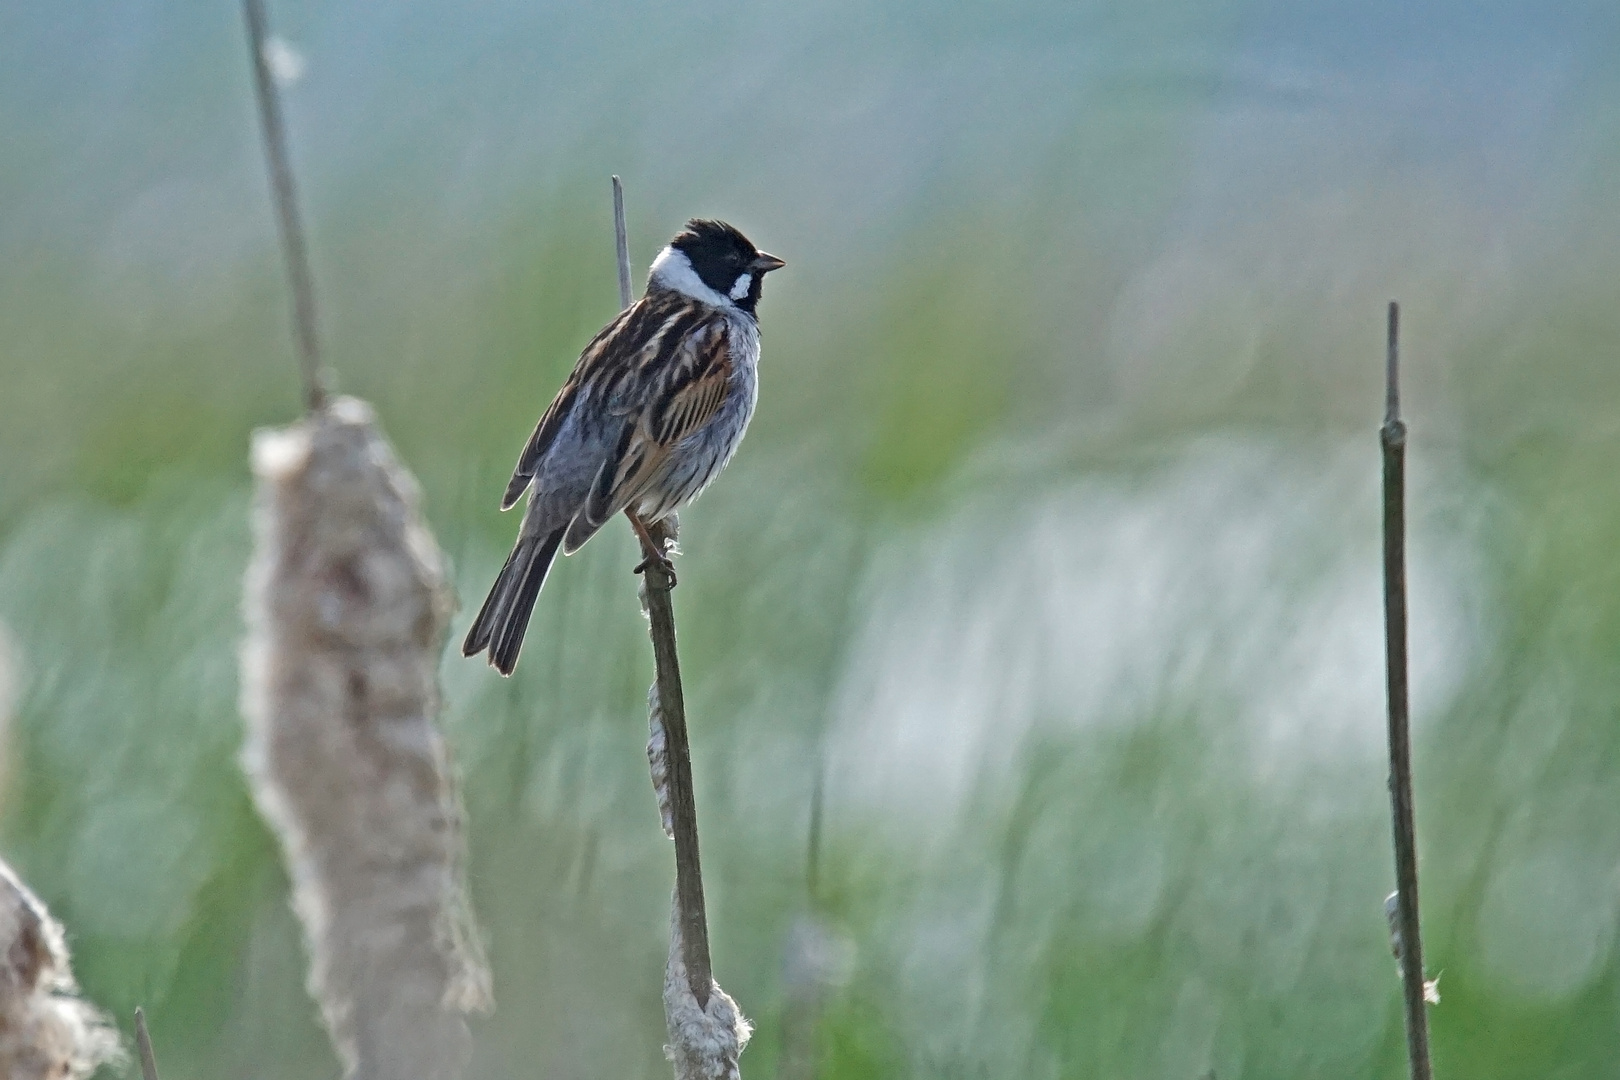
751,252 -> 786,273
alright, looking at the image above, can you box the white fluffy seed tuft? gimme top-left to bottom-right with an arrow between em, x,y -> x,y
0,859 -> 122,1080
242,397 -> 491,1080
663,895 -> 752,1080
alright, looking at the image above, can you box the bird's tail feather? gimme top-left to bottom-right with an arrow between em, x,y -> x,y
462,526 -> 566,675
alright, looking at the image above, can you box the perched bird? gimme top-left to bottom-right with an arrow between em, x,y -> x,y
463,218 -> 785,675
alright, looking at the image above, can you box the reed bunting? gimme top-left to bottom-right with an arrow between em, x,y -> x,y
463,218 -> 784,675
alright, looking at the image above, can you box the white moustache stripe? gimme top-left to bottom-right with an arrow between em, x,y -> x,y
648,246 -> 733,309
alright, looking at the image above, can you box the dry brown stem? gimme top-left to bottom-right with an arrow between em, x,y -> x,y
241,0 -> 327,412
639,534 -> 714,1008
1380,301 -> 1434,1080
612,177 -> 748,1077
134,1006 -> 160,1080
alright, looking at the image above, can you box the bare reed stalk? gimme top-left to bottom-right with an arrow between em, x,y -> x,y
1380,301 -> 1435,1080
644,548 -> 714,1006
776,765 -> 827,1080
613,176 -> 634,310
0,623 -> 16,806
134,1007 -> 160,1080
615,178 -> 752,1079
0,858 -> 120,1080
242,399 -> 493,1079
242,0 -> 326,413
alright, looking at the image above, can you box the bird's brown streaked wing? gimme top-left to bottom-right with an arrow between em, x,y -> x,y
584,301 -> 726,508
500,378 -> 579,509
498,297 -> 676,510
567,421 -> 638,549
650,318 -> 733,447
563,315 -> 733,543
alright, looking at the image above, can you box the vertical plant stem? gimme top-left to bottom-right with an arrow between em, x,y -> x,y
135,1007 -> 161,1080
243,0 -> 326,413
616,179 -> 714,1008
806,757 -> 825,905
613,175 -> 633,310
647,578 -> 714,1008
776,759 -> 828,1080
1381,300 -> 1434,1080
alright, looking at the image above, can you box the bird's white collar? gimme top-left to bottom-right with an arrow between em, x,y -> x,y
648,246 -> 736,310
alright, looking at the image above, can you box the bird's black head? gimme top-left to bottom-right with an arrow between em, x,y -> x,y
669,219 -> 785,315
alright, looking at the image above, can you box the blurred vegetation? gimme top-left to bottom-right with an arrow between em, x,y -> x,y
4,1 -> 1620,1077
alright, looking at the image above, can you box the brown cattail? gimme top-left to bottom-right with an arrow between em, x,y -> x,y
0,845 -> 120,1079
0,626 -> 119,1078
0,628 -> 120,1080
241,397 -> 491,1080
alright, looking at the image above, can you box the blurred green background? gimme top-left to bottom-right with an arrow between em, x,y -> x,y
4,0 -> 1620,1076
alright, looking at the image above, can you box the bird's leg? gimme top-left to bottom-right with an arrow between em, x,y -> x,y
627,509 -> 678,586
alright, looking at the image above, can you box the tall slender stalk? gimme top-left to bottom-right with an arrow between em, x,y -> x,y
776,762 -> 828,1080
614,179 -> 714,1008
806,758 -> 824,906
134,1008 -> 161,1080
613,176 -> 633,310
238,11 -> 490,1076
1380,300 -> 1434,1080
646,574 -> 715,1007
242,0 -> 326,412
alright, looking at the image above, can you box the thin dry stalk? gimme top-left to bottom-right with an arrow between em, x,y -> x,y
239,6 -> 488,1073
776,764 -> 827,1080
615,178 -> 749,1078
242,0 -> 326,412
0,623 -> 15,809
613,175 -> 633,309
615,180 -> 713,1005
643,552 -> 715,1006
0,858 -> 121,1080
134,1007 -> 160,1080
1380,301 -> 1434,1080
242,399 -> 492,1080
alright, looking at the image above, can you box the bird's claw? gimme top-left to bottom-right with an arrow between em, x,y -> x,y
634,554 -> 678,586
